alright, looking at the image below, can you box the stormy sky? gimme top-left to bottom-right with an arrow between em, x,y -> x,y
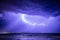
0,0 -> 60,33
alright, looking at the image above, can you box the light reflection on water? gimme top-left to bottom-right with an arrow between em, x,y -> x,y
1,37 -> 58,40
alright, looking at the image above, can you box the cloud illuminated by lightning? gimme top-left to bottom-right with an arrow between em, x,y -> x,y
21,14 -> 36,26
21,14 -> 47,26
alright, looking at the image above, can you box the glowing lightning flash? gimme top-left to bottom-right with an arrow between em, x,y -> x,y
21,14 -> 36,25
21,14 -> 46,26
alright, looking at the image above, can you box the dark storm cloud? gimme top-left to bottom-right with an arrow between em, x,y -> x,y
0,0 -> 60,16
30,0 -> 60,16
0,17 -> 7,29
